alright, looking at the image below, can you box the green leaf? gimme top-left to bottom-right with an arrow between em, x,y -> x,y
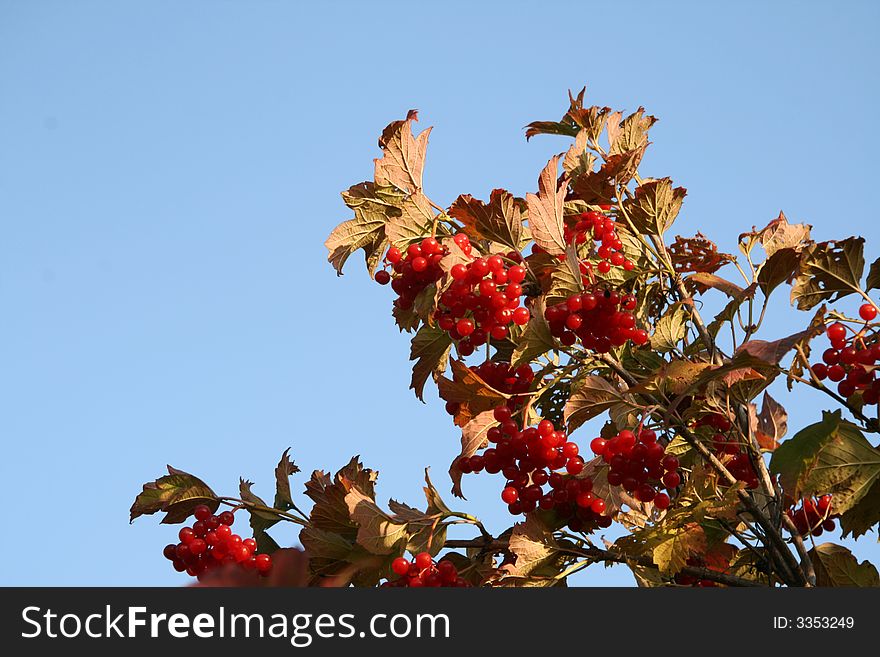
526,155 -> 567,256
809,543 -> 880,587
621,177 -> 686,236
791,237 -> 865,310
511,298 -> 557,368
274,448 -> 300,512
770,410 -> 880,518
563,376 -> 624,433
409,324 -> 452,401
838,478 -> 880,539
448,189 -> 529,251
130,466 -> 218,524
651,304 -> 688,352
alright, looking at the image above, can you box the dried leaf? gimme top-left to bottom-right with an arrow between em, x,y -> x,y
374,114 -> 432,195
449,410 -> 499,498
669,233 -> 733,274
448,189 -> 529,251
755,392 -> 787,452
791,237 -> 865,310
622,177 -> 686,236
409,324 -> 452,402
274,448 -> 300,512
564,376 -> 624,433
527,156 -> 567,256
130,466 -> 219,524
607,107 -> 657,156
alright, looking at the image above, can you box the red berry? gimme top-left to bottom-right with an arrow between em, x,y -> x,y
456,318 -> 475,337
415,552 -> 433,570
654,492 -> 670,510
194,505 -> 212,522
254,553 -> 272,573
218,511 -> 235,526
501,486 -> 519,504
860,304 -> 877,321
375,270 -> 391,285
826,323 -> 847,342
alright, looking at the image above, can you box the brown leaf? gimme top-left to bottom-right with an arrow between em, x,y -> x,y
562,130 -> 596,179
449,410 -> 498,498
810,543 -> 880,587
274,448 -> 300,511
384,191 -> 435,250
760,211 -> 812,257
669,233 -> 733,274
791,237 -> 865,310
526,156 -> 568,256
607,107 -> 657,155
438,359 -> 509,427
755,392 -> 787,451
524,88 -> 611,143
686,273 -> 744,297
737,325 -> 824,367
409,324 -> 452,401
622,177 -> 686,236
303,457 -> 377,536
563,376 -> 624,433
325,182 -> 403,276
375,114 -> 432,195
448,189 -> 528,251
570,144 -> 647,205
503,515 -> 560,577
130,466 -> 219,524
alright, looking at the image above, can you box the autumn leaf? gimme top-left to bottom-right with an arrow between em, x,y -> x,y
622,178 -> 686,236
527,156 -> 568,256
344,486 -> 410,555
503,515 -> 560,577
607,107 -> 657,156
686,273 -> 744,297
409,324 -> 452,401
651,523 -> 707,576
511,299 -> 557,368
449,410 -> 498,498
757,248 -> 801,296
791,237 -> 865,310
669,233 -> 733,274
448,189 -> 529,251
651,304 -> 688,353
759,211 -> 812,257
130,466 -> 219,524
274,448 -> 300,512
437,359 -> 509,427
770,410 -> 880,520
304,457 -> 377,536
754,392 -> 787,451
374,114 -> 432,195
867,257 -> 880,292
810,543 -> 880,587
564,376 -> 625,433
325,182 -> 403,276
546,244 -> 584,305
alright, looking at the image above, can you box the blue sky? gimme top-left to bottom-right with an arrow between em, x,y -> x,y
1,0 -> 878,586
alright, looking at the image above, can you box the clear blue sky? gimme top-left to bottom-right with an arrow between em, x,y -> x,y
1,0 -> 878,586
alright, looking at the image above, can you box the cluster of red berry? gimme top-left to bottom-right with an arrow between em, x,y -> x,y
444,361 -> 534,417
590,428 -> 679,509
694,413 -> 760,490
563,210 -> 635,274
384,552 -> 471,587
376,237 -> 448,310
544,290 -> 648,351
810,308 -> 880,403
456,405 -> 611,528
786,495 -> 837,537
433,242 -> 530,356
162,505 -> 273,580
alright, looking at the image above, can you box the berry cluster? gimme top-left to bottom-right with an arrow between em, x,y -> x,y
810,313 -> 880,404
590,428 -> 680,509
786,495 -> 838,537
433,239 -> 530,356
456,405 -> 611,529
563,210 -> 634,274
544,290 -> 648,351
384,552 -> 471,587
694,413 -> 760,490
444,361 -> 534,417
162,505 -> 273,580
378,238 -> 449,311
